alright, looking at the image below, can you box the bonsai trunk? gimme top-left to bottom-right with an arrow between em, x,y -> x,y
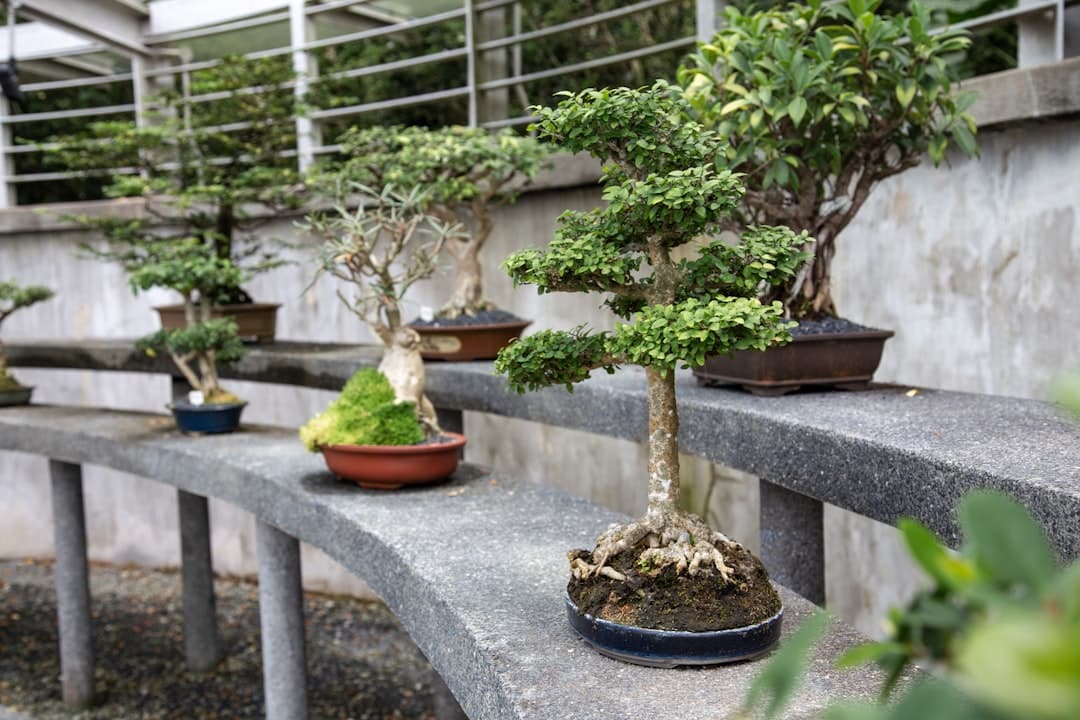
440,205 -> 493,318
376,325 -> 438,434
644,366 -> 681,524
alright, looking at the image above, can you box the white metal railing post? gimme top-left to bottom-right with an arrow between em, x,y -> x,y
0,96 -> 13,208
1018,0 -> 1065,66
465,0 -> 478,128
695,0 -> 719,42
290,0 -> 317,172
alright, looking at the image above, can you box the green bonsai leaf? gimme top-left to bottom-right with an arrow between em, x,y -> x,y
136,319 -> 245,362
898,518 -> 977,592
0,282 -> 54,322
677,227 -> 813,300
299,368 -> 424,450
740,611 -> 830,720
1053,372 -> 1080,422
958,491 -> 1058,595
125,240 -> 246,298
494,327 -> 616,394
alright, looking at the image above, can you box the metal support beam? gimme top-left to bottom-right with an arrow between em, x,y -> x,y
49,460 -> 94,710
289,0 -> 318,173
256,520 -> 308,720
759,479 -> 825,605
19,0 -> 152,58
178,490 -> 222,672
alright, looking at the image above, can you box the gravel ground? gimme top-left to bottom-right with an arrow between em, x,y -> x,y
0,559 -> 457,720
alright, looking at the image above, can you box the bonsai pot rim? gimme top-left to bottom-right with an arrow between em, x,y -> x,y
564,592 -> 783,668
154,302 -> 282,344
320,432 -> 467,490
0,385 -> 34,407
410,319 -> 531,361
167,400 -> 247,434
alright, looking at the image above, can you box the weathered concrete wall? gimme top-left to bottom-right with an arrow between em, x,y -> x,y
1,111 -> 1076,635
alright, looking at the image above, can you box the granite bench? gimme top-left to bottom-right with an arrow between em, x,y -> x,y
0,404 -> 885,720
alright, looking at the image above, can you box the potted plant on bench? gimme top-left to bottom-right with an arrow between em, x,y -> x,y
129,240 -> 248,433
327,125 -> 552,360
495,84 -> 810,666
300,185 -> 466,488
0,281 -> 54,406
54,55 -> 304,343
676,0 -> 978,394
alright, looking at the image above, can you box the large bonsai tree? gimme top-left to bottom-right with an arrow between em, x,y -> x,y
677,0 -> 977,319
55,55 -> 304,304
130,241 -> 246,404
326,125 -> 552,319
0,281 -> 54,391
495,84 -> 809,619
304,184 -> 462,432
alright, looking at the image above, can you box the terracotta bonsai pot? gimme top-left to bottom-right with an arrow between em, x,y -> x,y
412,320 -> 531,361
169,401 -> 247,434
564,593 -> 783,668
321,432 -> 467,490
0,386 -> 33,407
155,303 -> 281,344
693,327 -> 894,396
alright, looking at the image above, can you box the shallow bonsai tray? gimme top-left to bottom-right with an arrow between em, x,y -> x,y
565,593 -> 783,668
169,401 -> 247,434
693,329 -> 895,396
155,303 -> 281,344
412,320 -> 531,361
320,432 -> 467,490
0,386 -> 33,407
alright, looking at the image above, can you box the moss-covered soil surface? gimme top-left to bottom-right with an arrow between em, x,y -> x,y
568,542 -> 781,632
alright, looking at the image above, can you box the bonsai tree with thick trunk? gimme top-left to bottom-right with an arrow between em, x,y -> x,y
495,84 -> 810,630
54,55 -> 304,305
0,281 -> 53,392
304,184 -> 463,433
677,0 -> 977,319
130,242 -> 246,404
328,125 -> 551,319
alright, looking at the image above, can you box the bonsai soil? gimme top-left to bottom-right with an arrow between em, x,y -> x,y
568,541 -> 781,632
789,316 -> 880,337
409,309 -> 523,328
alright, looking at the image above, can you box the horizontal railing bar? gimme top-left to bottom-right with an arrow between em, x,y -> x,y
9,167 -> 137,183
22,72 -> 135,93
480,114 -> 535,129
478,36 -> 695,91
928,0 -> 1061,34
300,7 -> 466,52
320,47 -> 468,83
309,86 -> 471,120
477,0 -> 680,52
1,104 -> 135,124
475,0 -> 517,10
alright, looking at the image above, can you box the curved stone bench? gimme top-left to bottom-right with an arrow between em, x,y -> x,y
9,340 -> 1080,606
0,404 -> 884,719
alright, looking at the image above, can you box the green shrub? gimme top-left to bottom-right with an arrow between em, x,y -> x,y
300,369 -> 424,450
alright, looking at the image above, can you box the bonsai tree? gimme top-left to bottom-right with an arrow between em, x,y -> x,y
0,281 -> 54,392
676,0 -> 978,319
303,184 -> 463,432
130,240 -> 246,405
300,368 -> 424,450
494,84 -> 810,631
326,125 -> 552,319
54,55 -> 304,305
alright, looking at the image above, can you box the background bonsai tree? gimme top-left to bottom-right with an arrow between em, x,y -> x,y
304,184 -> 462,432
495,84 -> 810,629
130,241 -> 246,404
676,0 -> 977,319
325,125 -> 552,319
0,281 -> 53,391
54,55 -> 303,305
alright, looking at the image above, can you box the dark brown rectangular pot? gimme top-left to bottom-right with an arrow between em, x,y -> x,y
155,303 -> 281,344
693,328 -> 894,396
412,320 -> 531,361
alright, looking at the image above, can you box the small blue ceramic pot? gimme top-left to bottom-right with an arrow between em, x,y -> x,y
169,401 -> 246,434
565,592 -> 783,668
0,386 -> 33,407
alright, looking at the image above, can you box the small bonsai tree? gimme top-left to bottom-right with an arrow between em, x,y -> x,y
677,0 -> 977,319
300,368 -> 424,450
54,55 -> 304,305
327,125 -> 552,319
130,241 -> 246,404
0,281 -> 54,391
495,84 -> 810,628
303,184 -> 463,432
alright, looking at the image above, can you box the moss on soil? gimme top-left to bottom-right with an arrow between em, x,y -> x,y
567,541 -> 781,632
0,370 -> 24,392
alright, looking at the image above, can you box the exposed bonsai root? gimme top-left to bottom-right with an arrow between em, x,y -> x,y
571,512 -> 737,584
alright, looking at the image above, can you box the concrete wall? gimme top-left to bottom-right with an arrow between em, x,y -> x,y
1,106 -> 1077,635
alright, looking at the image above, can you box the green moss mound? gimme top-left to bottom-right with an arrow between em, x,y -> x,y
0,370 -> 24,392
300,368 -> 424,451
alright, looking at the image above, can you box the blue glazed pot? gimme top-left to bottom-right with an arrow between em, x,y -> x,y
169,401 -> 246,434
565,592 -> 783,668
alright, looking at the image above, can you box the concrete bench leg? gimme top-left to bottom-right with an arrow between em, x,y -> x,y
49,460 -> 94,709
759,479 -> 825,605
178,490 -> 222,671
255,520 -> 308,720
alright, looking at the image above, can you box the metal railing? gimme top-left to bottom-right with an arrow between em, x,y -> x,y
0,0 -> 1073,207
